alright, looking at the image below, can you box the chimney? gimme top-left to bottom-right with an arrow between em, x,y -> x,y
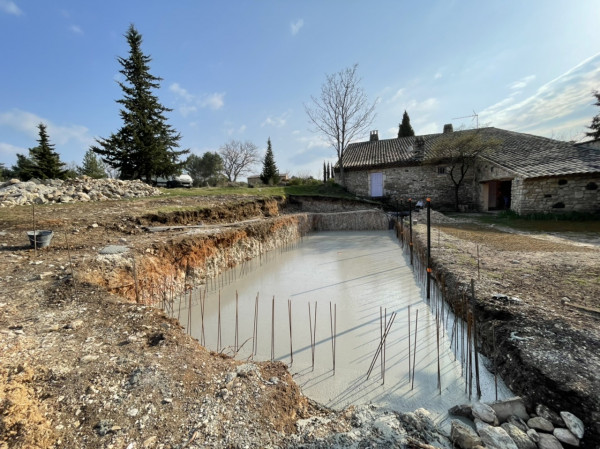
443,123 -> 453,133
414,136 -> 425,160
370,130 -> 379,142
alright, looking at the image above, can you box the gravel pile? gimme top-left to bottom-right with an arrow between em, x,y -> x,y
0,177 -> 161,207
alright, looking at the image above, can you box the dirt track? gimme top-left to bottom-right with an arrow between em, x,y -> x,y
1,196 -> 599,448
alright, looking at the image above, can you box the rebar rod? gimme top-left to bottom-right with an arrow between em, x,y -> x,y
217,291 -> 222,352
235,291 -> 239,352
288,299 -> 293,364
408,305 -> 411,383
471,279 -> 481,398
366,311 -> 396,379
271,296 -> 275,362
411,309 -> 418,390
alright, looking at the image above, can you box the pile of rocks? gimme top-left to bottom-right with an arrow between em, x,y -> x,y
450,397 -> 585,449
0,177 -> 161,207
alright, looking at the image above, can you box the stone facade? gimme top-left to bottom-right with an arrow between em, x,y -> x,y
513,175 -> 600,215
345,163 -> 477,210
346,160 -> 600,215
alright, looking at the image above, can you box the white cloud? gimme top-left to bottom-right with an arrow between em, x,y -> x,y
0,142 -> 26,158
508,74 -> 536,90
479,52 -> 600,136
0,0 -> 22,15
170,83 -> 194,102
180,105 -> 198,117
225,123 -> 247,136
170,83 -> 225,114
292,130 -> 301,135
388,88 -> 405,103
0,109 -> 93,147
290,19 -> 304,36
69,25 -> 83,35
296,134 -> 329,150
434,72 -> 442,80
262,111 -> 290,128
201,92 -> 225,110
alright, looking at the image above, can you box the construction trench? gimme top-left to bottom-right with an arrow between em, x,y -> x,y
75,197 -> 598,446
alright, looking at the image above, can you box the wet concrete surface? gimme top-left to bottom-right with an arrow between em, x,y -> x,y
180,231 -> 512,424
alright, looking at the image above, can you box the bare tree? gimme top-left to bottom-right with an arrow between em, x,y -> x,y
431,131 -> 501,211
305,64 -> 377,186
218,140 -> 260,182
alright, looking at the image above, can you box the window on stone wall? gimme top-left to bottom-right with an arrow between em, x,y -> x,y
437,166 -> 446,175
558,179 -> 568,185
586,182 -> 598,190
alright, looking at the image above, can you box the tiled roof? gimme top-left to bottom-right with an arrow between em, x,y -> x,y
341,127 -> 600,179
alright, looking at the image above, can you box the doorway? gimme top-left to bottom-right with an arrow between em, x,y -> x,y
486,180 -> 512,210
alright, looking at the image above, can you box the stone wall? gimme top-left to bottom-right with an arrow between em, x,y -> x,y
345,164 -> 477,210
513,175 -> 600,214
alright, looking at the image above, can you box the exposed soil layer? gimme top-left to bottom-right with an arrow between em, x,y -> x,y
401,210 -> 600,447
1,196 -> 599,448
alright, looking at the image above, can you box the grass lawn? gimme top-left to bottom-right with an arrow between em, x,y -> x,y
158,182 -> 361,200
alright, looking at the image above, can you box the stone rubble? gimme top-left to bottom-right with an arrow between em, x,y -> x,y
0,177 -> 161,207
449,397 -> 586,449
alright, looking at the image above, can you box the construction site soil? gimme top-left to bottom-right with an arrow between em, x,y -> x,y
1,194 -> 598,448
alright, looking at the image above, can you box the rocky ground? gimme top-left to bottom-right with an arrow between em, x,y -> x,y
0,188 -> 598,448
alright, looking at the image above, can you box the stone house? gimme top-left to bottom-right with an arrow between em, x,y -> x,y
338,126 -> 600,214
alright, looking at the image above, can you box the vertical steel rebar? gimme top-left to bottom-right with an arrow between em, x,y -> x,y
200,290 -> 206,346
271,296 -> 275,362
288,299 -> 293,364
217,291 -> 222,352
408,305 -> 411,383
471,279 -> 481,398
426,198 -> 431,300
411,309 -> 418,390
235,291 -> 239,352
253,293 -> 259,356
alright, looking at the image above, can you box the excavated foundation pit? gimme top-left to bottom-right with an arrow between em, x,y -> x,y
170,230 -> 512,425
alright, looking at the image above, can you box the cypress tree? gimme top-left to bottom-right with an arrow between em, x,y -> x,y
28,123 -> 66,179
260,138 -> 280,185
586,90 -> 600,140
398,110 -> 415,138
92,24 -> 188,182
323,161 -> 326,182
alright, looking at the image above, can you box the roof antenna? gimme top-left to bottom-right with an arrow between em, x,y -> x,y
452,110 -> 478,129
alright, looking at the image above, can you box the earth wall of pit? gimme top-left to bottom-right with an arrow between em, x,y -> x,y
393,219 -> 599,447
83,209 -> 389,308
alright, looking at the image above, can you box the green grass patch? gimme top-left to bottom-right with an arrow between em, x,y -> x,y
158,183 -> 360,200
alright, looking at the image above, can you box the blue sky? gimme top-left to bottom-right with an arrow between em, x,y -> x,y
1,0 -> 599,178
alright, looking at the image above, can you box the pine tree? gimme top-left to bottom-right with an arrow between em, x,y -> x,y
28,123 -> 66,179
79,149 -> 107,178
12,154 -> 35,181
260,138 -> 280,185
92,24 -> 188,182
586,90 -> 600,140
398,110 -> 415,138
